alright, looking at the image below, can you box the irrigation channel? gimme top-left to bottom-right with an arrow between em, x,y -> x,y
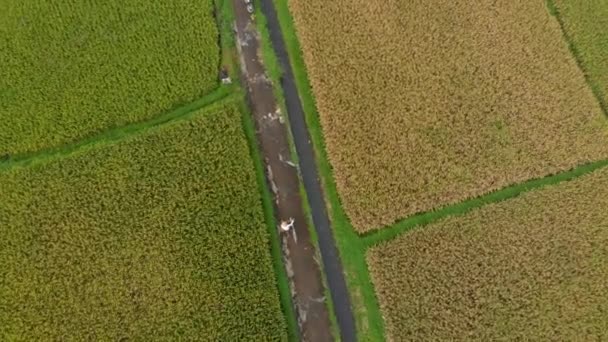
257,0 -> 357,340
231,0 -> 335,340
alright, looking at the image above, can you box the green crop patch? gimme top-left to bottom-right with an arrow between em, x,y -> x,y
553,0 -> 608,110
0,102 -> 288,340
0,0 -> 219,155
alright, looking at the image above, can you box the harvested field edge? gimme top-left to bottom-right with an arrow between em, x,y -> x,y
237,97 -> 299,342
273,1 -> 608,341
546,0 -> 608,118
252,1 -> 342,339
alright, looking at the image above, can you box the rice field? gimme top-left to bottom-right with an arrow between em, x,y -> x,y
0,102 -> 288,340
553,0 -> 608,106
0,0 -> 219,156
367,166 -> 608,340
289,0 -> 608,232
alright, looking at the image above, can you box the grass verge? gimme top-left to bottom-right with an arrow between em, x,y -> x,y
216,0 -> 240,82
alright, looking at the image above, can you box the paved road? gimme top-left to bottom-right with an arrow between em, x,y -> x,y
231,1 -> 334,341
258,0 -> 357,341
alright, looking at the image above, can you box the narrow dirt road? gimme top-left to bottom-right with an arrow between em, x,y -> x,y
231,1 -> 333,341
258,0 -> 357,341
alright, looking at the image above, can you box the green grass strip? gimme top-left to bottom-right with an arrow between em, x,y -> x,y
545,0 -> 608,118
363,159 -> 608,247
238,95 -> 299,342
0,85 -> 235,172
216,0 -> 240,83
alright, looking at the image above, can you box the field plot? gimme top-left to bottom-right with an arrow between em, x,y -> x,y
289,0 -> 608,231
0,103 -> 287,340
553,0 -> 608,106
0,0 -> 219,155
367,166 -> 608,340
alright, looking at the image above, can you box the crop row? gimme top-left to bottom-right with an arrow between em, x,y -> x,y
0,0 -> 219,155
288,0 -> 608,232
0,102 -> 287,340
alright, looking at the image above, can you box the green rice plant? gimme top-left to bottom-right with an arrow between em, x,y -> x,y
0,0 -> 219,155
0,101 -> 287,341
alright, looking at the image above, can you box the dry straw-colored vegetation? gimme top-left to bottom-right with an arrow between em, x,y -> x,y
554,0 -> 608,104
0,0 -> 219,155
0,103 -> 287,340
367,167 -> 608,340
289,0 -> 608,231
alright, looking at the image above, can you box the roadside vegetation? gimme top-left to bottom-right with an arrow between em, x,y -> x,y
367,165 -> 608,340
288,0 -> 608,232
0,101 -> 288,340
0,0 -> 219,155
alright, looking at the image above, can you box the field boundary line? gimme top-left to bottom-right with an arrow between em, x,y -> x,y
362,159 -> 608,247
546,0 -> 608,118
0,87 -> 235,172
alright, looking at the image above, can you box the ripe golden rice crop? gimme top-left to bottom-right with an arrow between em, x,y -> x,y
0,103 -> 287,340
0,0 -> 219,155
553,0 -> 608,105
368,166 -> 608,340
289,0 -> 608,232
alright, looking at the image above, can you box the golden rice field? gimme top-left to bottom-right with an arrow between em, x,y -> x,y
368,166 -> 608,340
289,0 -> 608,232
0,0 -> 219,156
0,103 -> 287,340
553,0 -> 608,105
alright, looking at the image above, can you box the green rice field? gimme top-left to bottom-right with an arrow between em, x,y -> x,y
0,0 -> 219,155
0,101 -> 288,340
